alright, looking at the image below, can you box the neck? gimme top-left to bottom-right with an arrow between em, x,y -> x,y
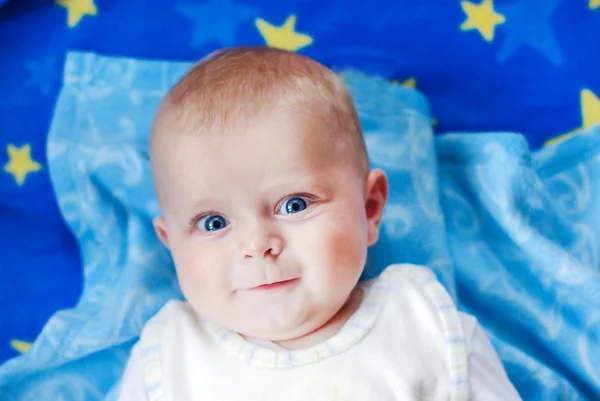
272,286 -> 364,350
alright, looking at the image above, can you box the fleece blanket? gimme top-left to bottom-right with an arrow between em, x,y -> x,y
0,51 -> 599,400
2,0 -> 599,370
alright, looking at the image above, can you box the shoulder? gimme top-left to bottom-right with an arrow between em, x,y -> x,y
151,298 -> 192,319
378,263 -> 439,282
372,267 -> 496,360
457,311 -> 478,343
372,264 -> 470,399
138,299 -> 198,354
369,264 -> 465,350
140,299 -> 193,332
376,264 -> 464,345
456,313 -> 523,400
117,341 -> 149,401
129,300 -> 198,400
376,263 -> 453,305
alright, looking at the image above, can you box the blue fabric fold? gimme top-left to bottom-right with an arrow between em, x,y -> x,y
0,52 -> 598,400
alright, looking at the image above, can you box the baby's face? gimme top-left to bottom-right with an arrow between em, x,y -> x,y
153,110 -> 381,341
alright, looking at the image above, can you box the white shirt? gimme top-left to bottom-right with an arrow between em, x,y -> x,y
118,265 -> 522,400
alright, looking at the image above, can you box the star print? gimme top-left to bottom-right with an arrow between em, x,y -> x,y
10,339 -> 32,354
25,57 -> 58,95
591,0 -> 600,10
255,15 -> 313,52
496,0 -> 563,65
580,89 -> 600,129
177,0 -> 255,48
545,89 -> 600,146
401,77 -> 416,89
460,0 -> 505,42
391,77 -> 416,88
3,144 -> 42,186
55,0 -> 97,28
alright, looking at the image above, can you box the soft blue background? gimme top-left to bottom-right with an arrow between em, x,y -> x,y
1,0 -> 599,367
0,0 -> 599,399
0,52 -> 599,400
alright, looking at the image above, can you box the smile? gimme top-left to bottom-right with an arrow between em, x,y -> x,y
251,278 -> 300,291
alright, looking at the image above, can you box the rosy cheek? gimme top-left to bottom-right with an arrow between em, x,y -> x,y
319,213 -> 367,275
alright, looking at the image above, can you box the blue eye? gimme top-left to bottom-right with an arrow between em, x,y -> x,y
197,215 -> 228,232
279,197 -> 308,215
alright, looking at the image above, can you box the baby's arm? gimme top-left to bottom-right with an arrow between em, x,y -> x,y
117,342 -> 150,401
459,313 -> 522,400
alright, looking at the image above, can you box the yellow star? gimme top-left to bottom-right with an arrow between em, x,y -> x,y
401,77 -> 417,89
55,0 -> 98,28
255,15 -> 313,52
391,77 -> 416,88
545,89 -> 600,146
460,0 -> 506,42
590,0 -> 600,10
581,89 -> 600,128
10,339 -> 32,354
3,144 -> 42,186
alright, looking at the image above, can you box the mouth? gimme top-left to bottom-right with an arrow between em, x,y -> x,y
251,278 -> 300,291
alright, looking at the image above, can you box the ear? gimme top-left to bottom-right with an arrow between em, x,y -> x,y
153,216 -> 170,248
364,168 -> 389,246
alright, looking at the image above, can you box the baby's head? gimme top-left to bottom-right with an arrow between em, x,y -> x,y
150,47 -> 388,342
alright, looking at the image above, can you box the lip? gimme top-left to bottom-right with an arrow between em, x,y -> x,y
251,278 -> 300,291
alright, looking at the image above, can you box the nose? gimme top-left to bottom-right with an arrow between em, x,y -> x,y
241,227 -> 283,259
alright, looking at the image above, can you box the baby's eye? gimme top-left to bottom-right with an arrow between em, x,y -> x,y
196,214 -> 229,232
278,196 -> 310,215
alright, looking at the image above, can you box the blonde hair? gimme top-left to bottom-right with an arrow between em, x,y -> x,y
150,46 -> 368,173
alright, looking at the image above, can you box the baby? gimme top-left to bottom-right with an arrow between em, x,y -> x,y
118,47 -> 522,400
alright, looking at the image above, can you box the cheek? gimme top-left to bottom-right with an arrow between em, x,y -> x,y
299,204 -> 368,281
325,213 -> 368,272
170,238 -> 231,309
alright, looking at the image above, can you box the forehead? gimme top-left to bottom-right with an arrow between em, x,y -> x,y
156,110 -> 351,202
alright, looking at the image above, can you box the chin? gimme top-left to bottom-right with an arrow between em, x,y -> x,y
241,318 -> 313,342
255,324 -> 305,341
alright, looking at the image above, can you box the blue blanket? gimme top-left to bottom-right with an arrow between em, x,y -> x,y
2,0 -> 600,372
0,51 -> 599,400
